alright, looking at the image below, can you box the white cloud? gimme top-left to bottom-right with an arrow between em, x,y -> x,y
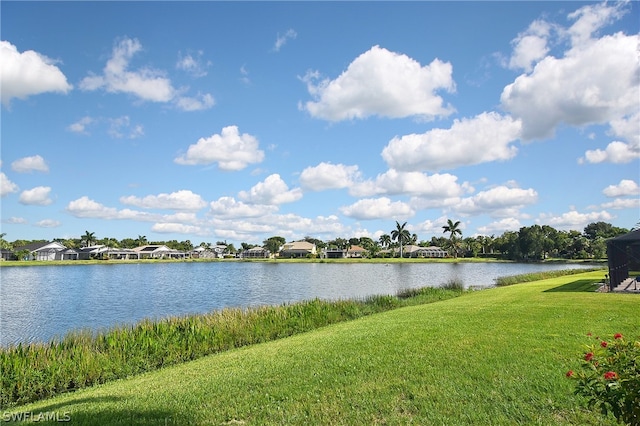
477,218 -> 523,235
598,198 -> 640,210
68,116 -> 94,134
11,155 -> 49,173
501,24 -> 638,140
339,197 -> 414,220
602,179 -> 640,197
208,197 -> 277,219
273,29 -> 297,52
238,174 -> 303,205
301,45 -> 455,121
0,173 -> 19,196
350,169 -> 465,199
454,185 -> 538,217
80,38 -> 175,102
508,19 -> 552,72
299,162 -> 361,191
35,219 -> 61,228
608,111 -> 640,147
381,112 -> 521,172
538,209 -> 614,231
0,40 -> 72,107
579,141 -> 640,164
5,216 -> 27,224
175,93 -> 215,111
109,116 -> 144,139
566,1 -> 628,46
120,190 -> 207,211
174,125 -> 264,171
19,186 -> 53,206
176,51 -> 209,77
151,223 -> 208,236
66,196 -> 126,219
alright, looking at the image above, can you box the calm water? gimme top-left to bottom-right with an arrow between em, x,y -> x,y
0,261 -> 597,346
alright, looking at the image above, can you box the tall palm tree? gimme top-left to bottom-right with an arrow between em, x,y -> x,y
81,231 -> 96,248
442,219 -> 462,258
391,221 -> 410,258
135,235 -> 148,247
378,234 -> 391,249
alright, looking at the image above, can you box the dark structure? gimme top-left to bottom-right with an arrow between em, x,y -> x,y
606,229 -> 640,290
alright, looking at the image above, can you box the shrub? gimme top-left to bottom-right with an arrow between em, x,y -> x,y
566,333 -> 640,425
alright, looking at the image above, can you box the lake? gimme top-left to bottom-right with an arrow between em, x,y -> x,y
0,261 -> 599,346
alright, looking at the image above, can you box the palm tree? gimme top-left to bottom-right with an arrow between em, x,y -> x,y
442,219 -> 462,258
135,235 -> 148,247
391,221 -> 410,258
81,231 -> 96,248
378,234 -> 391,249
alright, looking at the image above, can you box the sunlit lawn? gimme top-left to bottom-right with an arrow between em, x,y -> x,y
4,271 -> 638,425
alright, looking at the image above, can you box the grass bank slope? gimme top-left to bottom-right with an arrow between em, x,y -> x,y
5,271 -> 639,425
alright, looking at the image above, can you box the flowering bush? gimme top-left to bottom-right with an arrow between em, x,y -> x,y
566,333 -> 640,425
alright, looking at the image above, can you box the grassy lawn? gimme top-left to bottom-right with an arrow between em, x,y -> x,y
4,271 -> 638,425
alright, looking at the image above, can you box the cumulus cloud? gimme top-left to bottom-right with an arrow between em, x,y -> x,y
151,223 -> 208,236
174,125 -> 264,171
381,112 -> 522,172
208,196 -> 278,219
454,185 -> 538,217
350,169 -> 465,199
508,19 -> 552,72
273,29 -> 297,52
477,218 -> 523,235
80,37 -> 214,110
299,162 -> 361,191
238,174 -> 303,205
5,216 -> 27,224
301,45 -> 455,121
598,198 -> 640,210
35,219 -> 61,228
120,190 -> 207,211
0,40 -> 72,107
176,51 -> 210,77
67,116 -> 94,134
602,179 -> 640,197
579,141 -> 640,164
339,197 -> 414,220
19,186 -> 53,206
108,116 -> 144,139
538,209 -> 614,230
1,173 -> 19,196
501,3 -> 638,141
11,155 -> 49,173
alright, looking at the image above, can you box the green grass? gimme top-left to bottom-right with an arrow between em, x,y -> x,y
3,270 -> 638,425
0,288 -> 461,409
494,268 -> 603,286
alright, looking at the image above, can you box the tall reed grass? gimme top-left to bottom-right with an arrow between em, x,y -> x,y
1,287 -> 461,408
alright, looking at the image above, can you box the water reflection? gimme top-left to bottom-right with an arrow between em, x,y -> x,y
0,262 -> 596,346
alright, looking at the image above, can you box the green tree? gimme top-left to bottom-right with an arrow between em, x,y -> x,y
378,234 -> 391,249
0,233 -> 11,250
391,221 -> 410,258
263,236 -> 286,255
442,219 -> 462,258
135,235 -> 148,247
81,231 -> 96,248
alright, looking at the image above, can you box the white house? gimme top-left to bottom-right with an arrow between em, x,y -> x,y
13,241 -> 67,261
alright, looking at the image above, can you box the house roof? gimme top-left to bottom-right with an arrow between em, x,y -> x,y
282,241 -> 315,251
348,245 -> 366,252
14,241 -> 66,252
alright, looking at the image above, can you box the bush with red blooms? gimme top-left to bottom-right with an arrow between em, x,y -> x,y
566,333 -> 640,425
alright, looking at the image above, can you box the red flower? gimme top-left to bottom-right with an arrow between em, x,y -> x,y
566,370 -> 574,378
584,352 -> 594,361
601,341 -> 608,348
614,333 -> 623,339
604,371 -> 618,380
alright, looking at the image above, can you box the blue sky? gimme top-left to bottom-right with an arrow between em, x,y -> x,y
1,1 -> 638,246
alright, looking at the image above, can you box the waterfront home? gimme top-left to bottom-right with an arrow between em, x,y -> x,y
280,241 -> 317,258
240,246 -> 271,259
133,245 -> 187,259
347,245 -> 367,258
12,241 -> 67,261
403,245 -> 448,258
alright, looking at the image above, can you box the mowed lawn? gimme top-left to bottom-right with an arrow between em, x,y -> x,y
5,271 -> 639,425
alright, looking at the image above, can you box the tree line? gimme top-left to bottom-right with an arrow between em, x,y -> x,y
0,221 -> 631,261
